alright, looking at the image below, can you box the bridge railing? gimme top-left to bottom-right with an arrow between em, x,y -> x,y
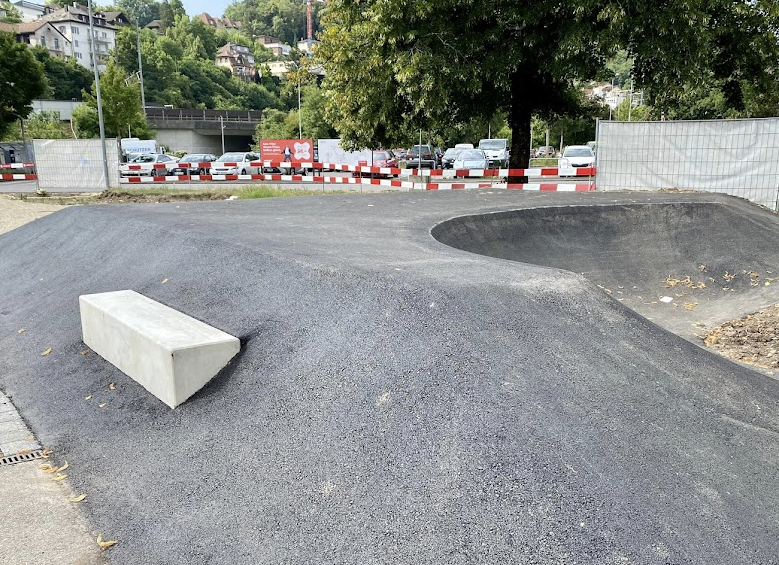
144,107 -> 263,123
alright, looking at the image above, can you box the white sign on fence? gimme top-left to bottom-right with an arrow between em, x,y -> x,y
596,118 -> 779,208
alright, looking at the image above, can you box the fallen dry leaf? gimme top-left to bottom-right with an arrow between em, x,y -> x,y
98,403 -> 106,408
40,348 -> 52,356
17,328 -> 26,334
39,464 -> 54,472
85,396 -> 92,401
69,494 -> 87,503
161,278 -> 169,284
52,473 -> 68,481
56,461 -> 69,472
16,449 -> 32,455
109,383 -> 116,390
41,448 -> 52,457
79,349 -> 90,356
97,535 -> 118,550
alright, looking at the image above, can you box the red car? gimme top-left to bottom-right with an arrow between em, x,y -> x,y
354,150 -> 398,178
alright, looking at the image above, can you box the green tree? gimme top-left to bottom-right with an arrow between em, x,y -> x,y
317,0 -> 779,173
116,0 -> 160,27
255,108 -> 297,141
158,0 -> 185,31
75,59 -> 152,138
224,0 -> 323,46
31,46 -> 94,100
1,1 -> 22,23
0,32 -> 47,139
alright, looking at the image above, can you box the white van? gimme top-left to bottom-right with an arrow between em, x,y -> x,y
478,139 -> 509,167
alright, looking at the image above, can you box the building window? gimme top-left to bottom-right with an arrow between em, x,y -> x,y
75,52 -> 82,59
74,40 -> 78,47
54,38 -> 59,49
40,36 -> 46,46
101,31 -> 106,38
59,26 -> 65,34
71,26 -> 79,34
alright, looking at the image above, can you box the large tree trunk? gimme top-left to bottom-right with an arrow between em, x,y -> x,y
508,67 -> 532,185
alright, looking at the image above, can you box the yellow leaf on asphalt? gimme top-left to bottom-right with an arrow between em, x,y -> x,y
99,403 -> 106,408
56,461 -> 69,472
17,328 -> 25,334
52,473 -> 68,481
97,535 -> 118,550
161,278 -> 169,284
69,494 -> 87,503
85,396 -> 92,401
39,463 -> 54,472
80,349 -> 90,355
41,348 -> 52,356
43,464 -> 58,474
16,449 -> 32,455
109,383 -> 116,390
41,448 -> 52,456
26,435 -> 34,440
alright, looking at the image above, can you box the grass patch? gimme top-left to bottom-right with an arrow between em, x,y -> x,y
529,158 -> 560,167
236,185 -> 349,199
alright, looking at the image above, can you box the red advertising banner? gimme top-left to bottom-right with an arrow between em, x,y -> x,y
260,139 -> 314,162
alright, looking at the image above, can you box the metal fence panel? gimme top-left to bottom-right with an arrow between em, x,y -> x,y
34,139 -> 120,190
596,118 -> 779,208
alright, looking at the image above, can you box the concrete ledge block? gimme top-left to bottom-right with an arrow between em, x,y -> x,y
79,290 -> 240,409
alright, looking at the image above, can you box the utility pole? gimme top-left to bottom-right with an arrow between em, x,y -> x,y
219,115 -> 225,154
136,25 -> 146,110
298,72 -> 302,139
88,0 -> 110,190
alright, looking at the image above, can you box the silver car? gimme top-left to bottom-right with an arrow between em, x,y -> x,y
453,149 -> 488,174
120,153 -> 178,177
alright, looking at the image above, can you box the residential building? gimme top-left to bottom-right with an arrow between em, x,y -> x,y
0,20 -> 72,58
297,38 -> 319,55
10,0 -> 45,23
145,19 -> 161,33
102,11 -> 130,27
256,35 -> 281,45
264,42 -> 291,57
267,60 -> 325,78
196,12 -> 241,30
215,42 -> 255,80
39,3 -> 117,71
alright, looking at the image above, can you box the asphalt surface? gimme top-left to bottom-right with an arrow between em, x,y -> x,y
0,190 -> 778,564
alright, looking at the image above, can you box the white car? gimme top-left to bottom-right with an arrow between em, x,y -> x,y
453,149 -> 488,174
120,153 -> 178,177
559,145 -> 595,176
210,152 -> 261,175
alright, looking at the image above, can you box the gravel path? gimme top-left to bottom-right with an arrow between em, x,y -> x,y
0,195 -> 67,236
705,304 -> 779,372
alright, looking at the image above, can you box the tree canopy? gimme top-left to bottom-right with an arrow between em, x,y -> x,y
0,32 -> 47,139
0,1 -> 22,23
31,46 -> 95,100
317,0 -> 779,170
224,0 -> 323,46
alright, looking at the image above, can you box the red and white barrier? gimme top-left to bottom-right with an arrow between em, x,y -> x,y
0,162 -> 37,181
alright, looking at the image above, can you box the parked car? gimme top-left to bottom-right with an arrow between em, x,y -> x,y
170,153 -> 217,175
537,146 -> 556,157
354,150 -> 398,178
406,145 -> 437,169
559,145 -> 596,176
441,147 -> 464,169
119,153 -> 178,177
478,138 -> 509,168
454,143 -> 474,150
529,147 -> 538,158
211,152 -> 261,175
393,148 -> 408,160
586,141 -> 597,154
453,149 -> 488,174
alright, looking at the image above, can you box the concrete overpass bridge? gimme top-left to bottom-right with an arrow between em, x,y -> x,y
146,107 -> 262,155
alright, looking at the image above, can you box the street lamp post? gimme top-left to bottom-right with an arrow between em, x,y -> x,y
136,25 -> 146,110
220,115 -> 225,154
87,0 -> 109,190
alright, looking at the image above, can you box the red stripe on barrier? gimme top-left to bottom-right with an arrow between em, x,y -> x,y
0,173 -> 37,181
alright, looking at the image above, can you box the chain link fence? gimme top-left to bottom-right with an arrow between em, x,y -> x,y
34,139 -> 120,190
596,118 -> 779,208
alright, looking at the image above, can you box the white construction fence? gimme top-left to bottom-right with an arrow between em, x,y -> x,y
596,118 -> 779,208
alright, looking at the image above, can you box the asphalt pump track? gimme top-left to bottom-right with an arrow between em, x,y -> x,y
0,190 -> 777,564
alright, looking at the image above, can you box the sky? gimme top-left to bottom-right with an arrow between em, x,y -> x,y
181,0 -> 232,19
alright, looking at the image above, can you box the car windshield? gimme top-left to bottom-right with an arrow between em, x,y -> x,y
479,140 -> 506,150
218,153 -> 245,162
444,148 -> 462,158
408,145 -> 430,155
564,148 -> 593,157
459,150 -> 484,160
131,155 -> 156,163
181,155 -> 206,162
373,151 -> 390,160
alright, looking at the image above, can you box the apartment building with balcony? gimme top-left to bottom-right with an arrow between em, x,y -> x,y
215,43 -> 256,81
0,19 -> 73,58
39,3 -> 116,71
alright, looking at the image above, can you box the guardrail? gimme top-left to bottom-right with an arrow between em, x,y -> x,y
119,161 -> 597,191
144,108 -> 263,123
0,162 -> 36,181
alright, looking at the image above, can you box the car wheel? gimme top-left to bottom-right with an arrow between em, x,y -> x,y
240,169 -> 246,175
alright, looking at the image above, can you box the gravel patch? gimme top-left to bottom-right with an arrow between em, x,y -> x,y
0,195 -> 67,236
704,303 -> 779,372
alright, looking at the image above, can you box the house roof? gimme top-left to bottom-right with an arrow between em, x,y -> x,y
0,19 -> 71,42
145,19 -> 161,29
11,0 -> 46,9
39,4 -> 117,30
